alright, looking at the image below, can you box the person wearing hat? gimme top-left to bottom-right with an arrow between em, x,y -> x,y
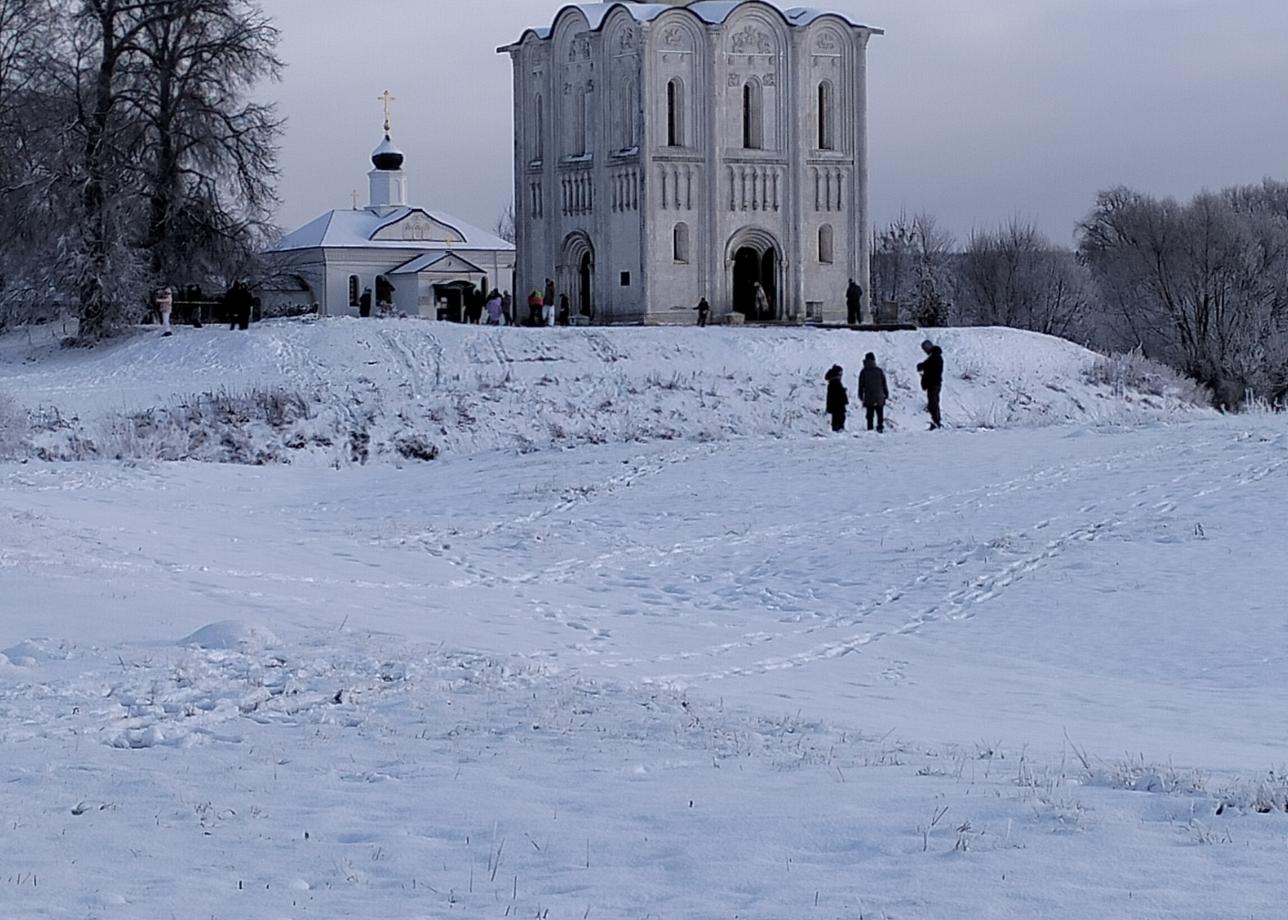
858,352 -> 889,433
916,339 -> 945,429
824,364 -> 849,432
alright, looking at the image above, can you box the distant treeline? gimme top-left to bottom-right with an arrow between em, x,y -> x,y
872,180 -> 1288,407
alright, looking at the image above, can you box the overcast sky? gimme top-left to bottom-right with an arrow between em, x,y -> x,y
267,0 -> 1288,247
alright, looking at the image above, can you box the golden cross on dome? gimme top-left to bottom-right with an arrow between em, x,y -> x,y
379,90 -> 396,133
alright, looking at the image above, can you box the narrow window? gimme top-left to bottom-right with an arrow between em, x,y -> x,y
818,82 -> 835,150
348,275 -> 360,307
535,94 -> 544,161
667,78 -> 685,147
576,89 -> 588,156
673,223 -> 690,263
623,76 -> 639,149
743,81 -> 762,150
818,225 -> 834,264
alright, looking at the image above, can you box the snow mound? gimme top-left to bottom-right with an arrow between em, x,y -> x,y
178,621 -> 280,652
2,638 -> 73,667
0,319 -> 1213,465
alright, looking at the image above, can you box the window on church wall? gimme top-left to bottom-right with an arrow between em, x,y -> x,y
818,81 -> 835,151
673,223 -> 690,263
742,81 -> 763,150
619,75 -> 639,150
575,87 -> 589,156
667,78 -> 685,147
348,275 -> 359,307
534,94 -> 544,161
818,225 -> 835,264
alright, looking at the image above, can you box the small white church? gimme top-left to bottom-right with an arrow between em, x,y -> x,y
500,0 -> 881,324
268,100 -> 515,321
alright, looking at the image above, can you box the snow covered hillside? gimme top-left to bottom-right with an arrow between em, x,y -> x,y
0,319 -> 1206,464
2,321 -> 1282,920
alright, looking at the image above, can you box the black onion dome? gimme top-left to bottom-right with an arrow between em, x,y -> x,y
371,134 -> 404,171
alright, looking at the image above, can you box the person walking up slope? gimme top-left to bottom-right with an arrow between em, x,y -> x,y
858,352 -> 889,433
917,339 -> 944,429
824,364 -> 848,432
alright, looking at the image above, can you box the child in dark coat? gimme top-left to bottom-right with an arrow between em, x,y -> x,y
824,364 -> 848,432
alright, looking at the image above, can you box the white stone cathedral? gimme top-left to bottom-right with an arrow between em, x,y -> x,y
501,0 -> 881,325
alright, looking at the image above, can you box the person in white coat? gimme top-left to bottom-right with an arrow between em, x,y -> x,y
156,286 -> 173,335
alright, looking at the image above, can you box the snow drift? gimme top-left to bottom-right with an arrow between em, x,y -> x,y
0,319 -> 1209,464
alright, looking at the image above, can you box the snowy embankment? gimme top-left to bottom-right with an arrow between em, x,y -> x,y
0,318 -> 1206,463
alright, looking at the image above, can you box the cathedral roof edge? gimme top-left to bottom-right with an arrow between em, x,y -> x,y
501,2 -> 881,50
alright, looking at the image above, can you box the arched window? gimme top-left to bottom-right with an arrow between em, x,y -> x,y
673,222 -> 691,263
818,81 -> 835,150
667,78 -> 685,147
742,81 -> 763,150
619,75 -> 639,150
348,275 -> 360,307
575,87 -> 589,156
534,94 -> 544,161
818,225 -> 834,264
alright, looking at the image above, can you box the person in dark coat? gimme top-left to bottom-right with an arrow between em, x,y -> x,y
358,287 -> 372,318
558,294 -> 570,326
824,364 -> 848,432
916,339 -> 945,429
694,297 -> 710,327
858,352 -> 889,433
226,281 -> 253,330
846,279 -> 863,325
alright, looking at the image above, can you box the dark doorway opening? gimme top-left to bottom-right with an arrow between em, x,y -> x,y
733,246 -> 777,321
433,281 -> 475,323
579,252 -> 593,318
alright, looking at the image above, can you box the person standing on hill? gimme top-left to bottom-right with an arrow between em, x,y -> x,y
155,286 -> 173,336
824,364 -> 848,432
917,339 -> 945,429
858,351 -> 889,433
543,278 -> 556,326
846,279 -> 863,326
694,296 -> 710,327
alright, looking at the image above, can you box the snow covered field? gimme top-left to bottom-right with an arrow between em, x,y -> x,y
1,321 -> 1285,919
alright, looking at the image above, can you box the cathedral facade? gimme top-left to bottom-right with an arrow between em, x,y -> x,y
501,0 -> 881,324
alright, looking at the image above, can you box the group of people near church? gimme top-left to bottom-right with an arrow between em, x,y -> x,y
524,278 -> 577,327
151,281 -> 257,333
825,339 -> 945,433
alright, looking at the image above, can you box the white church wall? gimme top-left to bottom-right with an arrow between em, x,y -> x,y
505,1 -> 876,325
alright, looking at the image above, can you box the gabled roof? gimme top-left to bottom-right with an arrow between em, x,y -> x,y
389,251 -> 488,275
272,207 -> 514,254
499,0 -> 881,48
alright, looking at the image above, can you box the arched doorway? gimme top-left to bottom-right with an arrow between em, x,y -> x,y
560,232 -> 595,321
579,252 -> 593,319
727,230 -> 782,322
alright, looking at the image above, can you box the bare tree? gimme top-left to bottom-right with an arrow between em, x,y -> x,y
132,0 -> 282,286
493,200 -> 516,244
68,0 -> 158,340
958,219 -> 1091,339
871,211 -> 955,325
1079,183 -> 1288,405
